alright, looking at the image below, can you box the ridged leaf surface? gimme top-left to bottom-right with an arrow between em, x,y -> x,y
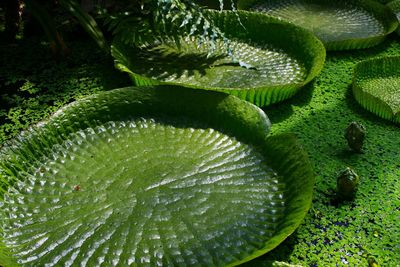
2,120 -> 282,266
353,56 -> 400,124
114,39 -> 305,89
387,0 -> 400,35
0,86 -> 314,266
238,0 -> 398,50
111,10 -> 325,107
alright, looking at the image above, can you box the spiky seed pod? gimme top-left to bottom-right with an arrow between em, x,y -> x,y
345,121 -> 366,153
336,167 -> 360,200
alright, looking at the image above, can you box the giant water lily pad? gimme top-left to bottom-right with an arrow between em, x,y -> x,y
353,56 -> 400,124
388,0 -> 400,35
238,0 -> 398,50
111,10 -> 325,107
0,86 -> 314,266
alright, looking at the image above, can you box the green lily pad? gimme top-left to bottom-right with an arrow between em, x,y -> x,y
111,10 -> 325,107
238,0 -> 398,50
353,56 -> 400,124
0,86 -> 314,266
387,0 -> 400,35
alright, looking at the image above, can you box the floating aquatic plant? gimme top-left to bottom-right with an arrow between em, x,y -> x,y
111,10 -> 325,107
238,0 -> 398,50
0,86 -> 315,266
387,0 -> 400,35
353,56 -> 400,124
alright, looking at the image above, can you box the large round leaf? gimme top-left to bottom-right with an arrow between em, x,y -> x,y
111,10 -> 325,107
353,56 -> 400,124
388,0 -> 400,35
0,86 -> 314,266
238,0 -> 398,50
